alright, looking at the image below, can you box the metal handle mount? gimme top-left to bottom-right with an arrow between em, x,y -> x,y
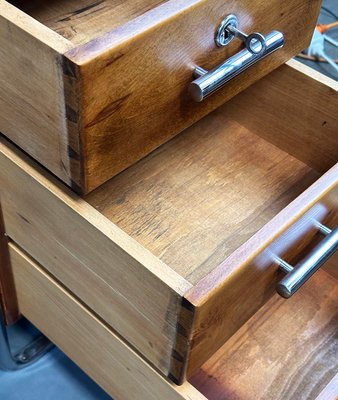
189,15 -> 284,102
276,224 -> 338,299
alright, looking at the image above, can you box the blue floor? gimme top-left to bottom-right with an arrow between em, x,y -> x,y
0,348 -> 111,400
0,318 -> 111,399
1,3 -> 337,400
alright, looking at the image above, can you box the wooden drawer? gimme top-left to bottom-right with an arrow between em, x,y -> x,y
0,0 -> 321,193
8,241 -> 338,399
7,242 -> 203,400
0,60 -> 337,384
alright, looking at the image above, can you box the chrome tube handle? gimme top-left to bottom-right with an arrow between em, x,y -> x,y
189,15 -> 284,102
276,225 -> 338,299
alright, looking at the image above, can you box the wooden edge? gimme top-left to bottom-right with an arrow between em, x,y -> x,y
0,137 -> 191,296
65,0 -> 202,64
1,1 -> 85,191
61,56 -> 86,193
0,205 -> 19,325
315,373 -> 338,400
189,164 -> 338,304
287,59 -> 338,91
183,165 -> 337,377
0,1 -> 74,53
9,242 -> 206,400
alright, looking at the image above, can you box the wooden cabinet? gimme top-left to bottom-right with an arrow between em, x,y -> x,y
0,56 -> 337,400
0,0 -> 321,193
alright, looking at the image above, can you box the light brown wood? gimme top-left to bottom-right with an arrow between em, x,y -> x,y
221,59 -> 338,174
0,137 -> 192,380
190,270 -> 338,400
10,0 -> 166,46
9,242 -> 205,400
86,114 -> 319,284
0,205 -> 19,325
1,61 -> 337,382
185,168 -> 338,378
2,0 -> 321,192
67,0 -> 321,192
0,1 -> 77,186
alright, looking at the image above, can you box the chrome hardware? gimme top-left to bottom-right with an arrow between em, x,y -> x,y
276,224 -> 338,299
189,15 -> 284,102
215,15 -> 266,54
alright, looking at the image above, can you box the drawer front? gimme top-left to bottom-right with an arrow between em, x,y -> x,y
8,242 -> 204,400
0,0 -> 321,193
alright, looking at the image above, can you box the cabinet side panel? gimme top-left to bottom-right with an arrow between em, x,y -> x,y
0,2 -> 78,186
0,138 -> 192,377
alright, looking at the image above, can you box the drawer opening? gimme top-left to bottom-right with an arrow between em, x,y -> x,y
8,0 -> 168,45
189,269 -> 338,400
85,106 -> 325,285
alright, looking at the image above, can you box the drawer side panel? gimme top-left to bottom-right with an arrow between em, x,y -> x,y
0,2 -> 77,186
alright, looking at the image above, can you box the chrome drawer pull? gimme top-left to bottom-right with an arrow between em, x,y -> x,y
189,15 -> 284,102
276,224 -> 338,299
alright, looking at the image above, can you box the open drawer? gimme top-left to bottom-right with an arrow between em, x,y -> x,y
0,0 -> 321,193
0,60 -> 337,384
8,239 -> 338,399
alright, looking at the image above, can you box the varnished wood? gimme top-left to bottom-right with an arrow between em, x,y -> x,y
67,0 -> 321,192
2,0 -> 321,192
86,114 -> 319,284
185,168 -> 338,378
190,271 -> 338,400
10,0 -> 166,46
0,137 -> 192,380
0,1 -> 76,186
1,61 -> 337,382
221,59 -> 338,174
0,206 -> 19,325
9,243 -> 205,400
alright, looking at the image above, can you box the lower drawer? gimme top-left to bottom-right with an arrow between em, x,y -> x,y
8,242 -> 203,400
9,242 -> 338,399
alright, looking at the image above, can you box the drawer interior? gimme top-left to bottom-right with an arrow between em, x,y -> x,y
85,61 -> 337,286
189,270 -> 338,400
85,103 -> 322,286
8,0 -> 167,45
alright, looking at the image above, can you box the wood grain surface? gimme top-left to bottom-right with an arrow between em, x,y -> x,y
0,1 -> 76,186
0,206 -> 19,325
2,0 -> 321,192
65,0 -> 321,192
10,0 -> 166,45
0,137 -> 192,379
86,113 -> 319,285
221,59 -> 338,174
185,167 -> 337,379
190,270 -> 338,400
9,243 -> 206,400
